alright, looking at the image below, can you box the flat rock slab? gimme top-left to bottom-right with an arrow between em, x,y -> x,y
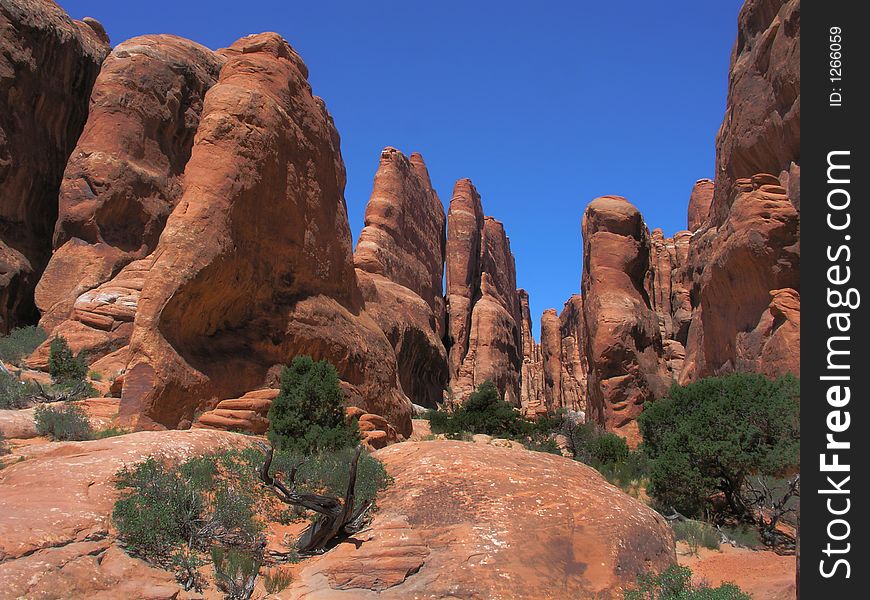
0,429 -> 254,598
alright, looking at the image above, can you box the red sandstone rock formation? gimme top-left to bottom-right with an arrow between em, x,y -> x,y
353,147 -> 448,408
539,308 -> 562,410
581,196 -> 669,444
287,441 -> 676,598
517,289 -> 545,415
35,34 -> 223,332
118,33 -> 410,435
445,180 -> 523,405
687,178 -> 714,232
0,0 -> 109,332
680,175 -> 799,382
711,0 -> 800,225
557,294 -> 588,413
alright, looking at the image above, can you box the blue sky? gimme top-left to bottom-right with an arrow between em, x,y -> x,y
62,1 -> 743,339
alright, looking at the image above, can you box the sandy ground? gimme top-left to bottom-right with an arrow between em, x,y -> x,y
677,542 -> 796,599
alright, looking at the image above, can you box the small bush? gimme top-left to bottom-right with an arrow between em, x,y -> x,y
267,356 -> 357,454
588,432 -> 630,465
428,380 -> 532,439
48,336 -> 88,383
624,565 -> 750,599
33,402 -> 93,441
720,523 -> 764,549
263,566 -> 293,594
0,371 -> 33,409
211,546 -> 260,600
672,520 -> 721,554
113,450 -> 264,566
0,430 -> 8,456
0,325 -> 47,365
268,445 -> 390,511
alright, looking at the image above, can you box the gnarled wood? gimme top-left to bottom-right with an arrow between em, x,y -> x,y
258,444 -> 372,554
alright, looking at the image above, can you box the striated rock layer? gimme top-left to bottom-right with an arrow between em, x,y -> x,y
353,147 -> 448,408
288,441 -> 675,599
35,34 -> 223,332
444,180 -> 523,406
0,0 -> 109,332
118,33 -> 411,435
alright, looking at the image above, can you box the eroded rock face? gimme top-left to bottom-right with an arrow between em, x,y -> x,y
35,34 -> 223,331
581,196 -> 669,444
0,0 -> 109,332
557,294 -> 587,413
517,289 -> 545,415
119,33 -> 410,435
288,441 -> 675,599
711,0 -> 800,226
680,176 -> 799,382
0,430 -> 253,598
353,148 -> 448,408
687,178 -> 714,231
354,147 -> 446,318
445,180 -> 523,406
539,308 -> 562,410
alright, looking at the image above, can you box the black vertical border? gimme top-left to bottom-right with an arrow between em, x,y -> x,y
802,0 -> 868,597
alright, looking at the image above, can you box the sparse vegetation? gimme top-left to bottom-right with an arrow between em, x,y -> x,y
0,370 -> 32,409
48,336 -> 88,383
212,546 -> 260,600
624,565 -> 750,599
262,565 -> 294,594
638,373 -> 799,523
671,519 -> 721,555
0,325 -> 46,365
92,426 -> 131,439
113,444 -> 390,593
113,449 -> 264,591
33,401 -> 94,441
427,380 -> 533,439
267,356 -> 358,454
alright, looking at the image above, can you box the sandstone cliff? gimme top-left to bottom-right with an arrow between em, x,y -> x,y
444,180 -> 523,406
353,147 -> 448,409
0,0 -> 109,332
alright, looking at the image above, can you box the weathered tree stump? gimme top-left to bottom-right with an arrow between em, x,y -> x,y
258,444 -> 372,554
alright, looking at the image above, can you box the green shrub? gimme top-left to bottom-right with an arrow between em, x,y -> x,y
720,523 -> 764,549
263,566 -> 293,594
624,565 -> 750,599
0,326 -> 47,365
113,450 -> 263,565
588,432 -> 630,465
638,373 -> 799,518
0,371 -> 32,409
267,356 -> 357,454
211,546 -> 260,600
428,380 -> 532,439
0,430 -> 8,456
672,520 -> 720,554
33,402 -> 93,441
92,426 -> 131,439
268,445 -> 390,512
48,336 -> 88,383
